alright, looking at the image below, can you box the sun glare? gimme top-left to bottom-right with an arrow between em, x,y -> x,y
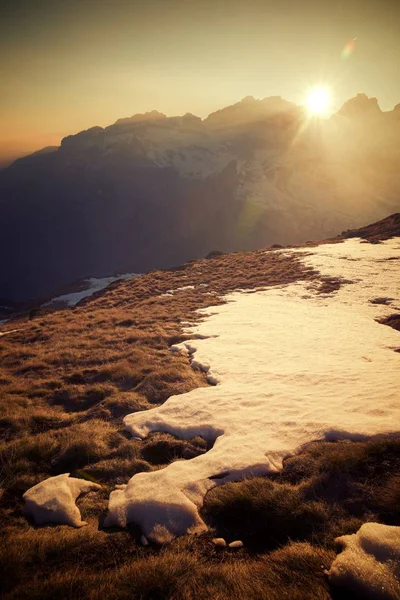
306,87 -> 331,115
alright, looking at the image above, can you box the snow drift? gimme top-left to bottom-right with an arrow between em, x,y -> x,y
23,474 -> 101,527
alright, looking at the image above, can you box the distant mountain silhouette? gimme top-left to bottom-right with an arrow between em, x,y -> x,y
204,96 -> 299,128
337,93 -> 382,117
11,146 -> 59,166
1,94 -> 400,303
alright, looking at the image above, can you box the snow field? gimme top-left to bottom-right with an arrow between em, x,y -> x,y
22,237 -> 400,597
105,238 -> 400,543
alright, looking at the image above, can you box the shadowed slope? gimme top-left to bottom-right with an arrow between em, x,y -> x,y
342,213 -> 400,242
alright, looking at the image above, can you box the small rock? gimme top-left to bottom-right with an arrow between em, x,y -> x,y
369,297 -> 393,305
141,535 -> 149,546
229,540 -> 244,549
212,537 -> 226,547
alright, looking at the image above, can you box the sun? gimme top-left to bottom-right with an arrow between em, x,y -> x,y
306,87 -> 331,115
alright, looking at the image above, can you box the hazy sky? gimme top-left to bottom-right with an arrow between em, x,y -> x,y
1,0 -> 399,162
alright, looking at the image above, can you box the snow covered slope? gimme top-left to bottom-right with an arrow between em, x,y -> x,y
105,237 -> 400,543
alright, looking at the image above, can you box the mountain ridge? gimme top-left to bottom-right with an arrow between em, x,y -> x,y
1,94 -> 400,304
60,93 -> 400,144
9,92 -> 400,167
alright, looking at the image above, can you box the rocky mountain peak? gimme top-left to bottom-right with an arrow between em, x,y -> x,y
337,93 -> 382,117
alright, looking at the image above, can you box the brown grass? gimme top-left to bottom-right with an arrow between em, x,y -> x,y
1,528 -> 334,600
0,244 -> 398,599
2,437 -> 398,599
203,438 -> 400,552
378,313 -> 400,332
342,212 -> 400,242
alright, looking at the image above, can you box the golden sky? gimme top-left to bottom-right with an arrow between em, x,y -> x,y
1,0 -> 399,163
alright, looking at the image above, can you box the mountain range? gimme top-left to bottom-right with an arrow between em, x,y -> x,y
1,93 -> 400,304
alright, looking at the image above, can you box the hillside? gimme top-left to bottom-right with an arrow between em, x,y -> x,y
1,215 -> 399,599
1,94 -> 400,304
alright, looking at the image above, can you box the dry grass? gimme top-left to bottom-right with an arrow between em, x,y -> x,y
0,244 -> 398,598
203,438 -> 400,552
378,313 -> 400,332
1,528 -> 334,600
2,437 -> 398,599
342,212 -> 400,242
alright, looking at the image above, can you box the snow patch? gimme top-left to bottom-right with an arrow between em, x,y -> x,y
23,474 -> 101,527
0,328 -> 21,337
45,273 -> 139,307
106,239 -> 400,543
165,285 -> 196,295
328,523 -> 400,599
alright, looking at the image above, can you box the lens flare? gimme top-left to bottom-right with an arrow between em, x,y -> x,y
341,38 -> 357,60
